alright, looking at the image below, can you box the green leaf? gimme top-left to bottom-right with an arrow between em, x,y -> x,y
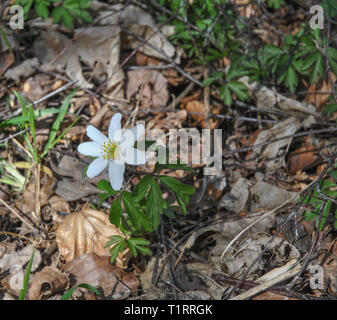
220,85 -> 232,106
62,9 -> 75,29
122,191 -> 140,229
322,103 -> 337,117
146,188 -> 160,230
109,238 -> 125,263
35,2 -> 49,18
151,179 -> 163,214
18,250 -> 35,300
97,179 -> 114,193
0,26 -> 12,49
109,198 -> 122,227
158,176 -> 195,196
263,45 -> 283,57
202,78 -> 217,86
145,179 -> 163,230
176,192 -> 187,215
132,174 -> 153,202
60,283 -> 101,300
78,9 -> 92,22
42,89 -> 77,157
127,238 -> 152,257
310,54 -> 323,84
52,6 -> 64,23
227,81 -> 249,100
104,235 -> 124,248
154,163 -> 195,173
0,108 -> 62,129
285,66 -> 298,93
28,104 -> 38,163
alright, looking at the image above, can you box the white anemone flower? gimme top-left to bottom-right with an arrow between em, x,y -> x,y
78,113 -> 146,190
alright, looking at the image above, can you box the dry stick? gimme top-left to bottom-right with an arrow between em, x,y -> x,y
0,231 -> 33,242
35,163 -> 41,222
0,198 -> 36,232
229,261 -> 302,300
325,20 -> 337,105
167,81 -> 195,110
0,129 -> 29,144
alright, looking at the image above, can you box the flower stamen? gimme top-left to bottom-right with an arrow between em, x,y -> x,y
102,139 -> 120,160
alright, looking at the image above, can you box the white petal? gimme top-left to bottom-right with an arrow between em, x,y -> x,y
78,142 -> 101,157
86,125 -> 107,145
87,157 -> 108,178
124,148 -> 146,165
108,113 -> 122,141
108,161 -> 125,191
121,124 -> 145,148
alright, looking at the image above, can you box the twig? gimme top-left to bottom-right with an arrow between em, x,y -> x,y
0,198 -> 36,232
325,19 -> 337,104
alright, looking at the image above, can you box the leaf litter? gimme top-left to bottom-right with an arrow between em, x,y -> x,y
1,0 -> 337,301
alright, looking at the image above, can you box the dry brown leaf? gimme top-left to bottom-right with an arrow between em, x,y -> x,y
185,100 -> 220,129
252,292 -> 298,300
28,266 -> 68,300
147,110 -> 187,131
56,208 -> 129,268
63,253 -> 139,299
22,176 -> 54,213
0,52 -> 15,77
287,146 -> 321,175
304,74 -> 337,111
48,195 -> 70,214
126,69 -> 169,108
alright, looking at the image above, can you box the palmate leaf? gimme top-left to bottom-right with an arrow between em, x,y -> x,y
227,81 -> 249,100
127,238 -> 152,257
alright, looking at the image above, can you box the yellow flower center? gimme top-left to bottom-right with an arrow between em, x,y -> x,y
101,140 -> 120,160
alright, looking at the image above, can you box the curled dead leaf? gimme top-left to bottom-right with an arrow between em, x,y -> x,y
28,266 -> 68,300
56,208 -> 129,268
287,146 -> 321,175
